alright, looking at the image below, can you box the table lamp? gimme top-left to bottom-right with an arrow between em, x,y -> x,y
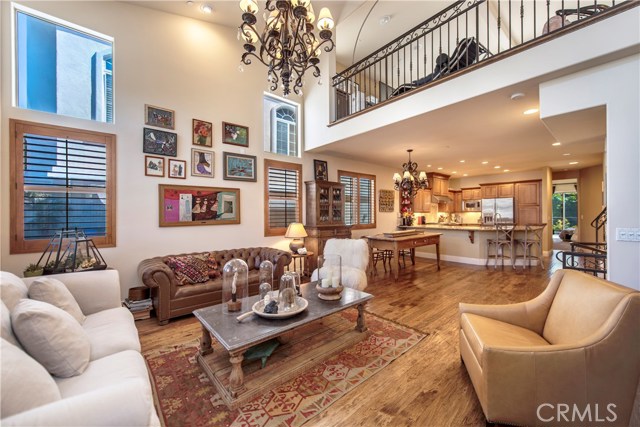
285,223 -> 308,253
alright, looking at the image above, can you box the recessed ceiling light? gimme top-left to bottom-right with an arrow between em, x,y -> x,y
503,169 -> 510,172
437,167 -> 443,170
563,153 -> 571,156
482,161 -> 489,165
510,92 -> 525,101
552,142 -> 561,146
200,4 -> 212,13
459,160 -> 465,163
463,174 -> 468,177
186,1 -> 194,5
523,108 -> 539,115
494,165 -> 501,169
569,161 -> 579,165
452,171 -> 457,174
426,164 -> 432,167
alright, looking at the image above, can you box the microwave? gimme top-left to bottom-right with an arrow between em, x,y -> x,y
463,200 -> 481,211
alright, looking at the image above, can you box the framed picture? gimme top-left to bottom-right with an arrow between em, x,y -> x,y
168,159 -> 186,179
192,119 -> 213,147
143,128 -> 177,157
314,159 -> 328,181
379,189 -> 395,212
222,122 -> 249,147
159,184 -> 240,226
145,104 -> 175,129
223,152 -> 257,182
191,149 -> 214,178
145,155 -> 164,177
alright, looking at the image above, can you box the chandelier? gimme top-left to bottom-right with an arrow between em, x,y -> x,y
393,149 -> 428,198
239,0 -> 335,96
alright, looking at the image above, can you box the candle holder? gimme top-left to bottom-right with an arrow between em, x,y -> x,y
316,254 -> 343,300
222,259 -> 248,314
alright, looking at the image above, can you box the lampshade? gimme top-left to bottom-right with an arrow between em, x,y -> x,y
317,7 -> 334,30
285,223 -> 308,238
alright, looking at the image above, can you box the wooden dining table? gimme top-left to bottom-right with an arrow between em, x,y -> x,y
365,232 -> 442,280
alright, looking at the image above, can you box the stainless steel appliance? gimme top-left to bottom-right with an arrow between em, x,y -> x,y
463,200 -> 481,211
482,198 -> 515,224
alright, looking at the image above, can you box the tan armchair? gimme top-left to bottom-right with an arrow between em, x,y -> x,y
459,270 -> 640,426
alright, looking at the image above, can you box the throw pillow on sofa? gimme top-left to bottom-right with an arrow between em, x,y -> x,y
11,299 -> 91,378
165,255 -> 210,285
1,301 -> 20,348
28,277 -> 86,324
0,271 -> 29,311
1,338 -> 61,418
205,254 -> 222,279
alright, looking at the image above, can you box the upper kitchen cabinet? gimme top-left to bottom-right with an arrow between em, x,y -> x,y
480,183 -> 514,198
462,188 -> 481,200
515,181 -> 542,224
451,190 -> 462,212
412,189 -> 432,213
428,173 -> 450,196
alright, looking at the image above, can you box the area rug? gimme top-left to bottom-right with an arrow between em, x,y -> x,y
144,311 -> 424,427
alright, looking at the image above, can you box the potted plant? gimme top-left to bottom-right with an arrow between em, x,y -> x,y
23,263 -> 43,278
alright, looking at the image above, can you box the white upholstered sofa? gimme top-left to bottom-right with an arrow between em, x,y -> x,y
0,270 -> 159,426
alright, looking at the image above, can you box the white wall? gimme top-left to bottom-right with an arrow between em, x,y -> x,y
540,54 -> 640,289
0,1 -> 399,295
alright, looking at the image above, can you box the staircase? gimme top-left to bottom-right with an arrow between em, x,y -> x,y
556,207 -> 607,278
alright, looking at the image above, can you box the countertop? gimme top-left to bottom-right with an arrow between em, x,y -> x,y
400,224 -> 546,232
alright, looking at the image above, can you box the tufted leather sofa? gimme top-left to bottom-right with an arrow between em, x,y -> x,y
138,248 -> 292,325
459,269 -> 640,426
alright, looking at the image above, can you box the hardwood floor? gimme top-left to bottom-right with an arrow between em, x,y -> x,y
137,253 -> 562,426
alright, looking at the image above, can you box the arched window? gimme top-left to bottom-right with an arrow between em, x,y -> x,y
264,94 -> 299,157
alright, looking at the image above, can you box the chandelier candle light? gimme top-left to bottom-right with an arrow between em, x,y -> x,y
239,0 -> 335,96
393,149 -> 428,199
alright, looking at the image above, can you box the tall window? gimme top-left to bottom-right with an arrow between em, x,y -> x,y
263,94 -> 299,157
552,191 -> 578,234
10,120 -> 116,254
339,170 -> 376,229
14,4 -> 114,123
264,159 -> 302,236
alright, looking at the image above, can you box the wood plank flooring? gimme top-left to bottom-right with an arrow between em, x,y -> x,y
137,253 -> 562,426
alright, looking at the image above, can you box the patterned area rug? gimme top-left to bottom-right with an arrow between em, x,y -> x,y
144,311 -> 424,427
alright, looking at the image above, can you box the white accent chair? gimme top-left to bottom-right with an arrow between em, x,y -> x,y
311,238 -> 369,291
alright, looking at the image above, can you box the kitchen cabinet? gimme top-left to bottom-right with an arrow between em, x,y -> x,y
412,189 -> 432,213
497,183 -> 514,198
462,188 -> 481,200
305,181 -> 345,227
427,173 -> 450,196
452,190 -> 462,212
481,184 -> 497,199
515,181 -> 542,224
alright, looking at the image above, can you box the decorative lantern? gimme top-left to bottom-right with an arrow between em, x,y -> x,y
222,259 -> 249,314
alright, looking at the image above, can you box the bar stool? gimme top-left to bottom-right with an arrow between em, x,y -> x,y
518,224 -> 545,269
486,223 -> 515,269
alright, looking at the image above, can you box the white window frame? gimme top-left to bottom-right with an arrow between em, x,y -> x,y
263,93 -> 301,158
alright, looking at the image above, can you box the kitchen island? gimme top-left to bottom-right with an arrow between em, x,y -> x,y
399,224 -> 546,266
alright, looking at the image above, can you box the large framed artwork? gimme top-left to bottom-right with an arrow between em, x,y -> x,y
223,152 -> 257,182
222,122 -> 249,147
159,184 -> 240,227
143,128 -> 177,157
145,104 -> 175,129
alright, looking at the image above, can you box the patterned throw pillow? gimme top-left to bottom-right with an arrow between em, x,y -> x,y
165,255 -> 209,285
205,255 -> 222,280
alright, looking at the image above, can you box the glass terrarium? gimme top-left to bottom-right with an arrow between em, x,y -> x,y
222,259 -> 249,314
258,260 -> 274,300
278,274 -> 297,312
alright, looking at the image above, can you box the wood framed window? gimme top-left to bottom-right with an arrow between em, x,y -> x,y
10,119 -> 116,254
264,159 -> 302,236
339,170 -> 376,229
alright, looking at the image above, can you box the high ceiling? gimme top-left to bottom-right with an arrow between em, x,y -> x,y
128,1 -> 606,177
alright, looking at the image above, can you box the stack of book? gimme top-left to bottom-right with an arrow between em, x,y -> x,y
123,297 -> 152,320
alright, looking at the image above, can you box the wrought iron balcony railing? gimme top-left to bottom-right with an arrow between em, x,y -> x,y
332,0 -> 632,122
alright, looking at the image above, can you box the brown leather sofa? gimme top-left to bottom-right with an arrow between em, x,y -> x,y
459,269 -> 640,426
138,247 -> 292,325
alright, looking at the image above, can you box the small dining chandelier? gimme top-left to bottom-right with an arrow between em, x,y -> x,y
393,149 -> 428,198
238,0 -> 335,96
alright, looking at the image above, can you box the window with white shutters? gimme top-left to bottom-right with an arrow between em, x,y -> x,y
264,159 -> 302,236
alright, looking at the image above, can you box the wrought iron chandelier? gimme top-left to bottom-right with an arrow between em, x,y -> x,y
239,0 -> 335,96
393,149 -> 428,198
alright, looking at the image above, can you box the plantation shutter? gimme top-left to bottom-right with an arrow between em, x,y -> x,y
22,134 -> 108,240
265,159 -> 302,236
338,170 -> 377,229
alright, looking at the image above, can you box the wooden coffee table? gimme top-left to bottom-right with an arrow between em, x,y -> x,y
193,282 -> 373,408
